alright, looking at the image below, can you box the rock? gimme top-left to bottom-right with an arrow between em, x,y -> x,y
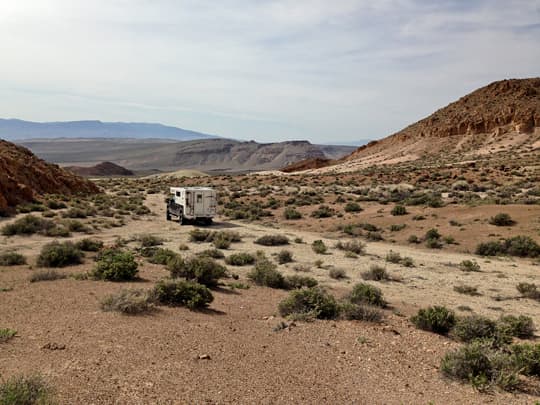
197,354 -> 211,360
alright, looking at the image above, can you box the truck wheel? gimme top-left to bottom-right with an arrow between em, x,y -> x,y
166,211 -> 171,221
205,218 -> 213,226
178,215 -> 183,225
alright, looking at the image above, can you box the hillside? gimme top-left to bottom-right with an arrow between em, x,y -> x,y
0,119 -> 218,141
0,140 -> 99,215
19,138 -> 356,173
313,78 -> 540,173
65,162 -> 134,177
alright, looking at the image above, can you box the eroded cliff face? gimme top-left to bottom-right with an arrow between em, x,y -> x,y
0,139 -> 99,215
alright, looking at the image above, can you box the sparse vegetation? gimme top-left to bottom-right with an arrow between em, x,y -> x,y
277,249 -> 293,264
311,240 -> 327,254
349,283 -> 385,307
361,265 -> 391,281
148,248 -> 178,265
489,213 -> 515,226
339,302 -> 383,322
247,256 -> 285,289
516,282 -> 540,300
329,268 -> 346,279
450,315 -> 499,343
459,260 -> 480,272
391,205 -> 408,216
225,252 -> 256,266
0,328 -> 17,343
167,256 -> 226,287
476,236 -> 540,257
29,269 -> 67,283
335,240 -> 365,255
0,252 -> 26,266
0,374 -> 54,404
101,289 -> 155,314
152,279 -> 213,309
254,234 -> 289,246
278,287 -> 339,320
411,306 -> 456,335
283,207 -> 302,220
284,275 -> 318,289
75,238 -> 104,252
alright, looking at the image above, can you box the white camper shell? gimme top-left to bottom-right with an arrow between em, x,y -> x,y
166,187 -> 217,225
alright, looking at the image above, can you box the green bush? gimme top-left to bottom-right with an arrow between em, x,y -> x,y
344,202 -> 362,213
516,282 -> 540,300
0,374 -> 54,405
37,241 -> 83,268
1,215 -> 54,236
310,205 -> 335,218
425,228 -> 441,240
391,205 -> 408,216
254,234 -> 289,246
349,283 -> 385,307
278,287 -> 339,319
0,328 -> 17,343
339,302 -> 383,322
0,252 -> 26,266
476,236 -> 540,257
101,289 -> 155,314
138,234 -> 163,247
92,249 -> 138,281
212,233 -> 231,249
497,315 -> 535,339
225,252 -> 256,266
510,343 -> 540,376
335,240 -> 365,255
75,238 -> 104,252
311,240 -> 327,254
453,285 -> 480,296
450,315 -> 498,343
167,256 -> 226,287
247,257 -> 285,289
459,260 -> 480,272
489,213 -> 515,226
284,275 -> 318,289
411,306 -> 456,335
277,249 -> 293,264
361,265 -> 390,281
152,279 -> 213,309
148,248 -> 178,265
283,207 -> 302,220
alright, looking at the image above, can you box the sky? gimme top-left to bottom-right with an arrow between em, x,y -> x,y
0,0 -> 539,144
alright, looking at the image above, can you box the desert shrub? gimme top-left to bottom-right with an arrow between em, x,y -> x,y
0,252 -> 26,266
167,256 -> 226,287
283,207 -> 302,220
225,252 -> 256,266
407,235 -> 420,244
92,249 -> 138,281
101,289 -> 155,314
75,238 -> 104,252
284,275 -> 318,289
278,287 -> 339,319
453,285 -> 480,296
411,306 -> 456,335
385,251 -> 401,263
247,257 -> 285,289
148,248 -> 178,265
389,224 -> 406,232
0,374 -> 54,404
344,202 -> 362,213
138,234 -> 163,247
339,302 -> 383,322
46,200 -> 67,210
254,234 -> 289,246
212,233 -> 231,249
459,260 -> 480,272
189,229 -> 213,242
1,215 -> 54,236
361,265 -> 390,281
178,243 -> 189,251
37,241 -> 83,268
152,279 -> 213,309
61,219 -> 89,233
335,240 -> 365,255
450,315 -> 498,343
476,236 -> 540,257
425,238 -> 443,249
196,249 -> 225,259
329,268 -> 346,279
425,228 -> 441,240
349,283 -> 385,307
29,269 -> 67,283
441,340 -> 520,391
277,250 -> 293,264
310,205 -> 335,218
510,343 -> 540,376
497,315 -> 535,339
400,256 -> 415,267
391,205 -> 408,216
489,213 -> 515,226
311,240 -> 327,254
0,328 -> 17,343
366,231 -> 383,242
61,207 -> 88,219
516,282 -> 540,300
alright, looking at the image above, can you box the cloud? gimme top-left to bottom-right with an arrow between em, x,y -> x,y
0,0 -> 538,142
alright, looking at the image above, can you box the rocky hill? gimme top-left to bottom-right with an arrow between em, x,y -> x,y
0,139 -> 99,215
312,78 -> 540,173
65,161 -> 134,177
19,138 -> 356,173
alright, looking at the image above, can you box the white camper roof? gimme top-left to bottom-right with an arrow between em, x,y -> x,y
170,187 -> 214,192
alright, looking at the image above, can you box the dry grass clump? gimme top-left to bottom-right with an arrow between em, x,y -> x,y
101,289 -> 156,314
361,265 -> 392,281
254,234 -> 289,246
0,252 -> 26,266
453,285 -> 481,296
311,240 -> 327,254
29,269 -> 67,283
329,268 -> 347,279
0,374 -> 54,404
335,240 -> 365,255
459,260 -> 481,272
0,328 -> 17,343
516,282 -> 540,300
225,252 -> 256,266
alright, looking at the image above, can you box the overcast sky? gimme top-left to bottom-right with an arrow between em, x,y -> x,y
0,1 -> 539,143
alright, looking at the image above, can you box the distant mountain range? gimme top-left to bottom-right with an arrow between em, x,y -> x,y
0,119 -> 218,141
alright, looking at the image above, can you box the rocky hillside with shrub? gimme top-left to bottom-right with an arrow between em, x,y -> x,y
0,139 -> 99,215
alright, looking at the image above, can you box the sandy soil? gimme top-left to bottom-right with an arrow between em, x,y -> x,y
1,194 -> 539,404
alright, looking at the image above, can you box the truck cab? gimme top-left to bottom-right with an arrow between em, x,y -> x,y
166,187 -> 216,225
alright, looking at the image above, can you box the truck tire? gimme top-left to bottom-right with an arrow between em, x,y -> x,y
204,218 -> 213,226
166,210 -> 171,221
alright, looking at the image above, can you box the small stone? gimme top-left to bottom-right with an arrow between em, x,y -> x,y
198,354 -> 211,360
